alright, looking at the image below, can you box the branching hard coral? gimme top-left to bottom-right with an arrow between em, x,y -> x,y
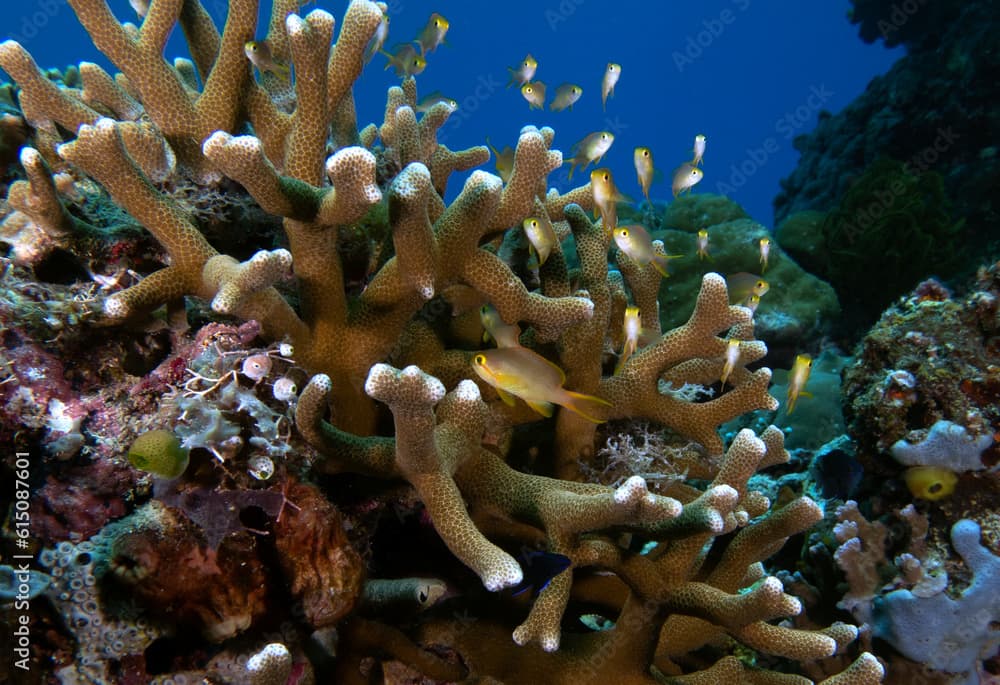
0,1 -> 884,683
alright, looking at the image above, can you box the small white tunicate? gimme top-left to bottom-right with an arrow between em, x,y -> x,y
278,342 -> 294,358
248,455 -> 274,481
273,376 -> 298,402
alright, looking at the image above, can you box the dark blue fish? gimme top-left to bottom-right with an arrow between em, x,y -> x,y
510,548 -> 571,596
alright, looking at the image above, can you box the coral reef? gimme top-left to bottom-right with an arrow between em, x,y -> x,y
775,1 -> 999,303
0,1 -> 885,684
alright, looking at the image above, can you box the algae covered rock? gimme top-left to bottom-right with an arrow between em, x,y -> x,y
656,214 -> 840,344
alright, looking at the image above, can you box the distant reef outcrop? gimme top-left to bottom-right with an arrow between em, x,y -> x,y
774,0 -> 999,254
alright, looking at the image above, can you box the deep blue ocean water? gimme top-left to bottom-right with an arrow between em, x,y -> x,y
2,0 -> 902,227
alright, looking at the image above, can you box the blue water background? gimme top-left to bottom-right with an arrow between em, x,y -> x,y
2,0 -> 902,227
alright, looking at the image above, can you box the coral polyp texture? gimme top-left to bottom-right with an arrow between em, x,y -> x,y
0,2 -> 882,684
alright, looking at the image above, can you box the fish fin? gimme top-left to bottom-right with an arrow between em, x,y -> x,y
496,387 -> 517,407
799,390 -> 814,399
526,400 -> 554,417
566,159 -> 577,181
272,62 -> 291,83
482,330 -> 492,344
614,340 -> 636,376
650,255 -> 670,278
560,391 -> 612,423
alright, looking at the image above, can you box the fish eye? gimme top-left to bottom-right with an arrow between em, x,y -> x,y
474,354 -> 486,365
601,133 -> 608,139
757,280 -> 765,288
602,173 -> 609,180
621,229 -> 628,236
480,305 -> 489,313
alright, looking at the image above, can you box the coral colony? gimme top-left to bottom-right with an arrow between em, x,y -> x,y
2,0 -> 995,683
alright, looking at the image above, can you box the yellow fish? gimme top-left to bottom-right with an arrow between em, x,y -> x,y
472,347 -> 612,422
671,162 -> 703,197
720,338 -> 741,389
550,83 -> 583,112
523,216 -> 558,268
507,54 -> 538,87
601,62 -> 621,111
382,43 -> 427,77
416,91 -> 458,113
786,354 -> 813,414
614,306 -> 642,375
696,229 -> 712,261
727,273 -> 770,306
363,4 -> 390,64
759,237 -> 771,273
414,13 -> 449,55
244,40 -> 291,82
691,134 -> 707,166
613,224 -> 680,277
633,146 -> 655,203
486,137 -> 514,184
566,131 -> 614,180
480,305 -> 521,348
591,168 -> 630,234
520,81 -> 546,110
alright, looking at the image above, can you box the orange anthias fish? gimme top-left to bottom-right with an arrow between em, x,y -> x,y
472,347 -> 612,422
786,354 -> 813,414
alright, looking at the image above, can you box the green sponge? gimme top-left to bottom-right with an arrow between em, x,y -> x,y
128,429 -> 190,479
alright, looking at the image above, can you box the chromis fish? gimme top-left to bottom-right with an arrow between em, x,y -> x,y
522,216 -> 558,268
696,229 -> 712,261
510,548 -> 571,596
691,134 -> 707,166
601,62 -> 621,111
550,83 -> 583,112
382,43 -> 427,77
671,162 -> 703,197
416,91 -> 458,113
520,81 -> 546,110
613,224 -> 679,278
727,273 -> 770,306
128,0 -> 149,18
633,147 -> 655,203
471,347 -> 612,422
614,306 -> 642,375
758,237 -> 771,273
414,13 -> 449,55
507,54 -> 538,88
786,354 -> 813,414
480,304 -> 521,348
244,40 -> 291,81
363,3 -> 390,64
486,137 -> 514,183
565,131 -> 614,180
719,338 -> 741,389
591,168 -> 630,234
746,294 -> 761,314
